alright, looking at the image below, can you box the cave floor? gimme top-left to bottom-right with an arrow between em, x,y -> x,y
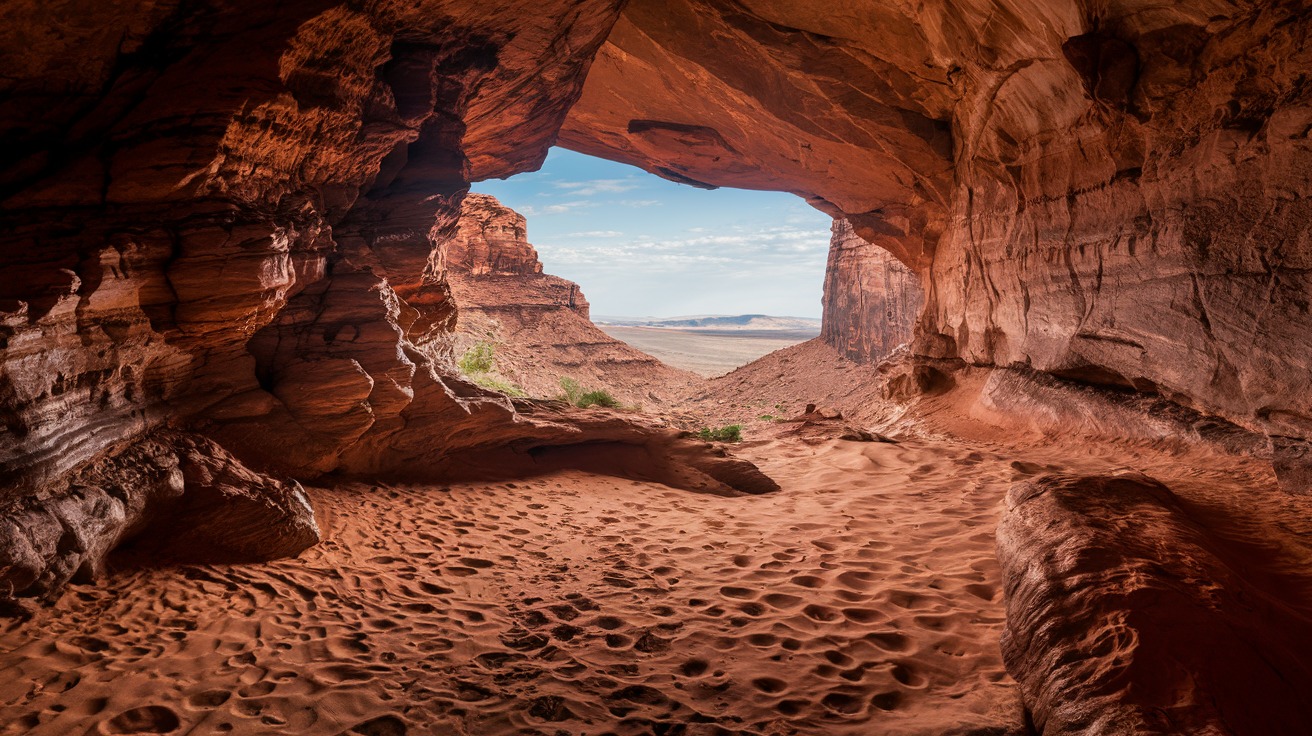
0,429 -> 1301,736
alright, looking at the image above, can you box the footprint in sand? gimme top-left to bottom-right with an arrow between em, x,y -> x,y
101,706 -> 180,734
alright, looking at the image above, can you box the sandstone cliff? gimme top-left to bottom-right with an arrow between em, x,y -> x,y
443,193 -> 699,406
822,218 -> 924,364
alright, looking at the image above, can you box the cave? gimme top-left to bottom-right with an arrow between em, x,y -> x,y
2,1 -> 1311,734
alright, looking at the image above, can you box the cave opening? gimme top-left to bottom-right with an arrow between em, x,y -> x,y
2,1 -> 1312,734
453,146 -> 833,384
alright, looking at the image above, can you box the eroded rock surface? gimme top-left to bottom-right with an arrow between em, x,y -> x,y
0,431 -> 318,602
822,218 -> 924,364
561,0 -> 1312,451
998,473 -> 1312,734
444,194 -> 699,405
0,0 -> 627,498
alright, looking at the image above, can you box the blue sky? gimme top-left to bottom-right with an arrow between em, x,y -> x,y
471,148 -> 831,318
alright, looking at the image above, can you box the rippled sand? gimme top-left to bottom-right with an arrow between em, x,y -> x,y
0,433 -> 1048,736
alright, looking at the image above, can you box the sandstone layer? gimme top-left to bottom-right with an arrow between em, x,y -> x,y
444,194 -> 701,406
822,218 -> 924,364
0,0 -> 791,603
0,431 -> 318,603
560,0 -> 1312,459
998,473 -> 1312,734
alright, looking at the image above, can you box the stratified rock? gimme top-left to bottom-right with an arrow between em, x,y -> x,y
822,218 -> 924,364
442,193 -> 698,406
997,473 -> 1312,734
560,0 -> 1312,452
445,193 -> 548,276
0,0 -> 626,498
0,432 -> 318,601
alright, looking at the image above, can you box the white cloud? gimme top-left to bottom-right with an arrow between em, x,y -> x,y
519,200 -> 598,216
552,179 -> 642,196
536,225 -> 831,275
618,199 -> 661,207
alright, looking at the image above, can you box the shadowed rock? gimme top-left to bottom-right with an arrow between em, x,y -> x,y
0,432 -> 319,602
997,473 -> 1312,734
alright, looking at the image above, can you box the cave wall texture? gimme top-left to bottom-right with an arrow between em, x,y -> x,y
560,0 -> 1312,452
823,217 -> 924,363
2,1 -> 1311,570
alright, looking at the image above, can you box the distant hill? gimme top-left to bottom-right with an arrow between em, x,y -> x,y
594,314 -> 822,333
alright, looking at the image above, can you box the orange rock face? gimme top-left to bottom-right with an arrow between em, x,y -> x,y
821,218 -> 924,364
443,194 -> 699,405
998,473 -> 1312,733
445,193 -> 547,277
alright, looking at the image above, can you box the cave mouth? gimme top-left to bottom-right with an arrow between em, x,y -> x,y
436,145 -> 848,403
4,0 -> 1312,732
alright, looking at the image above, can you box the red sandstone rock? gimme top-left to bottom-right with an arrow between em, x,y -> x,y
997,473 -> 1312,734
2,0 -> 1312,627
445,194 -> 547,277
822,218 -> 924,364
0,431 -> 318,601
442,194 -> 699,406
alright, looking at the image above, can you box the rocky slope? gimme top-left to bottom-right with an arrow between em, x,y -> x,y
443,193 -> 701,406
822,218 -> 924,363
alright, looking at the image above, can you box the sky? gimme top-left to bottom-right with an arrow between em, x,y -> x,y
470,148 -> 831,319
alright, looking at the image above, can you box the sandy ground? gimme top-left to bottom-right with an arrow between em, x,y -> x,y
6,334 -> 1309,736
3,421 -> 1307,735
597,327 -> 816,377
1,430 -> 1045,736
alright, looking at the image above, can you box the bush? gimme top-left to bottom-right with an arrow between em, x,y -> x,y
558,376 -> 584,405
576,390 -> 618,409
698,425 -> 742,443
459,341 -> 496,374
473,375 -> 527,397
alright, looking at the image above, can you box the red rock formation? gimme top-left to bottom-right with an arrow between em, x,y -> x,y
998,473 -> 1312,734
0,431 -> 318,601
559,0 -> 1312,459
445,193 -> 547,277
822,218 -> 924,364
442,194 -> 699,406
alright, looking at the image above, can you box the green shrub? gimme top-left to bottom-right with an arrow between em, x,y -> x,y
558,376 -> 584,405
576,390 -> 618,409
698,425 -> 742,442
757,414 -> 774,421
472,375 -> 527,397
459,341 -> 496,374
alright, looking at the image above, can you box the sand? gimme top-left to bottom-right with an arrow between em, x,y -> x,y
596,326 -> 817,377
4,408 -> 1307,735
0,430 -> 1041,736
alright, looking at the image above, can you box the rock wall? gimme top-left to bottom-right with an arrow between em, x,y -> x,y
559,0 -> 1312,450
444,194 -> 700,406
0,0 -> 626,496
998,473 -> 1312,734
445,193 -> 548,277
822,218 -> 924,363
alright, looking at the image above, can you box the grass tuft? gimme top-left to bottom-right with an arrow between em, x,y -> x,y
576,390 -> 619,409
472,375 -> 527,397
459,341 -> 496,374
698,425 -> 743,443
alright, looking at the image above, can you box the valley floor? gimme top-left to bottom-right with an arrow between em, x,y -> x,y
596,326 -> 817,378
